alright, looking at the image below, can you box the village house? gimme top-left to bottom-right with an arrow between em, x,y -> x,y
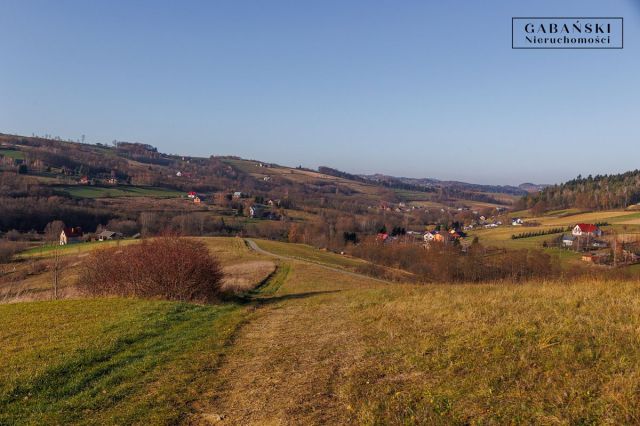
78,176 -> 90,185
562,234 -> 576,247
423,231 -> 437,242
60,227 -> 83,245
107,177 -> 118,185
249,204 -> 267,218
376,232 -> 390,243
232,191 -> 243,199
572,223 -> 603,238
193,196 -> 202,204
581,252 -> 609,264
97,230 -> 123,241
512,218 -> 523,226
448,229 -> 466,240
187,191 -> 197,199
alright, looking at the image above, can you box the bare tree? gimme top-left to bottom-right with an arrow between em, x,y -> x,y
44,220 -> 65,243
52,245 -> 61,299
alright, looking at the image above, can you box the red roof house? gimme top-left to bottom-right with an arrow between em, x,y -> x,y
572,223 -> 602,237
60,227 -> 83,245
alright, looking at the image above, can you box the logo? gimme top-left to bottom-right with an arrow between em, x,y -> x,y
512,18 -> 623,49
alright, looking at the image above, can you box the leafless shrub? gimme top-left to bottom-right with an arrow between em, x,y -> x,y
0,241 -> 26,263
79,237 -> 224,303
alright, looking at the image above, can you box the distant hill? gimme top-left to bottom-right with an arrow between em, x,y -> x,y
520,171 -> 640,211
518,183 -> 550,193
0,131 -> 533,236
359,173 -> 529,196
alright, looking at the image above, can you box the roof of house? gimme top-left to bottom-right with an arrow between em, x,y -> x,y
575,223 -> 600,233
97,230 -> 119,238
562,234 -> 576,241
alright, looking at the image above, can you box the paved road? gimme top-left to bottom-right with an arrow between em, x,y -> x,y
244,239 -> 393,284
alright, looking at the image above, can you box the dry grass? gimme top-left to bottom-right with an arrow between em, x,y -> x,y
1,237 -> 274,303
538,210 -> 632,226
7,236 -> 640,424
194,244 -> 640,424
220,261 -> 276,294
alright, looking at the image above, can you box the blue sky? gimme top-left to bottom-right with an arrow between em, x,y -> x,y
1,1 -> 638,185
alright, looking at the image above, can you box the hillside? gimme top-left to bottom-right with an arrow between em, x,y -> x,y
0,132 -> 517,248
3,238 -> 640,424
520,171 -> 640,212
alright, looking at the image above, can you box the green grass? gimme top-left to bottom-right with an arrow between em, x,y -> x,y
54,185 -> 182,199
0,148 -> 25,160
18,239 -> 139,259
0,299 -> 247,425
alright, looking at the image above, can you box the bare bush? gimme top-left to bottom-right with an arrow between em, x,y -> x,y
0,241 -> 26,263
79,237 -> 224,303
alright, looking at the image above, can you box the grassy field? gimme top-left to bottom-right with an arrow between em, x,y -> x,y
254,239 -> 367,269
193,241 -> 640,424
4,237 -> 275,303
6,237 -> 640,423
0,299 -> 248,425
536,210 -> 633,227
0,148 -> 26,160
18,239 -> 140,259
54,185 -> 182,199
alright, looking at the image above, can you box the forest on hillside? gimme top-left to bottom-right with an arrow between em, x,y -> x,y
517,171 -> 640,213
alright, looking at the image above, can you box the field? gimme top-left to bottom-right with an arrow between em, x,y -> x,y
2,237 -> 275,303
4,238 -> 640,423
54,185 -> 183,199
0,299 -> 247,425
0,148 -> 26,160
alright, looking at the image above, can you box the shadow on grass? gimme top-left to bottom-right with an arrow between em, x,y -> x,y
253,289 -> 341,305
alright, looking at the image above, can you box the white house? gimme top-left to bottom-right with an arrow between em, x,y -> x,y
572,224 -> 602,237
423,231 -> 437,242
562,234 -> 576,247
512,218 -> 523,226
249,204 -> 266,218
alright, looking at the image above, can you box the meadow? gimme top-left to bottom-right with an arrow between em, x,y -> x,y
54,185 -> 183,199
4,237 -> 640,424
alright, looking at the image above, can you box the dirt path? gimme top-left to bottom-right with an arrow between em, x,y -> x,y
244,239 -> 392,284
192,259 -> 379,425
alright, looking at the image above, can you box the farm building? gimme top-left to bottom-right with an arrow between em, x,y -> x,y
249,204 -> 268,218
581,252 -> 609,264
572,223 -> 602,237
97,230 -> 123,241
423,231 -> 437,242
562,235 -> 576,247
60,227 -> 83,245
376,232 -> 390,242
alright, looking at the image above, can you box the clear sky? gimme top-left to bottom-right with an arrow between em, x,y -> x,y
1,0 -> 638,185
